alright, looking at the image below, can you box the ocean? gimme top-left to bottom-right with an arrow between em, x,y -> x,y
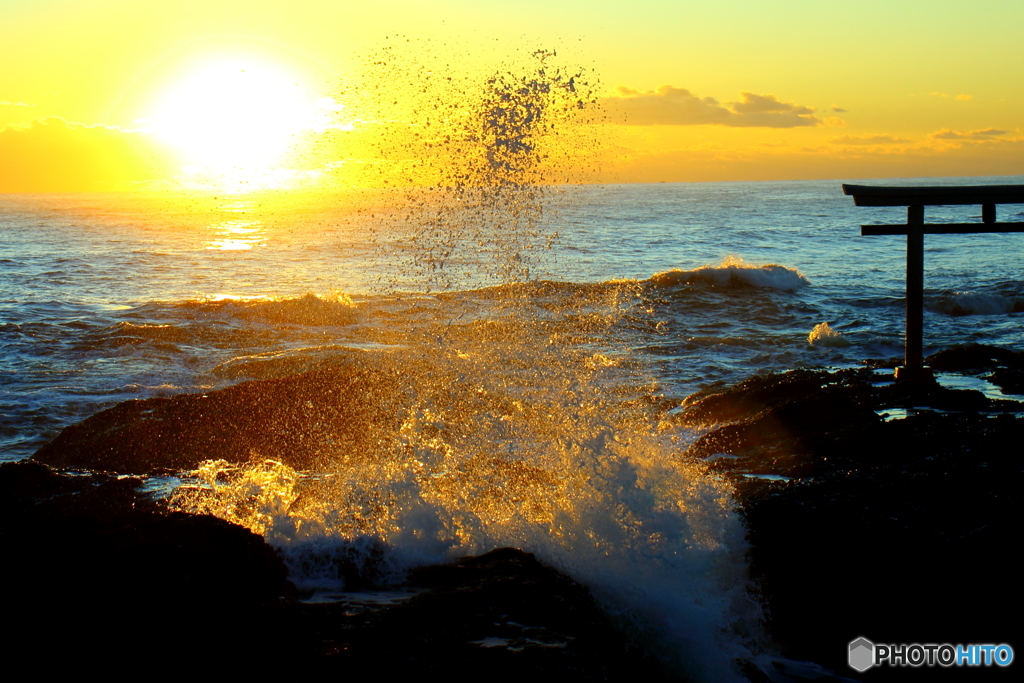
2,177 -> 1023,678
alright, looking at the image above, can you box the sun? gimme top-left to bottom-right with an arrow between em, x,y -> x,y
146,55 -> 334,187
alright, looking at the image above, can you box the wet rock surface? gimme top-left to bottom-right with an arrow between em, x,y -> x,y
0,460 -> 293,665
32,363 -> 406,474
0,461 -> 291,603
678,344 -> 1024,680
282,547 -> 672,679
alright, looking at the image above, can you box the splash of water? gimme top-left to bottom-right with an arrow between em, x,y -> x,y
172,336 -> 760,679
171,458 -> 299,535
171,45 -> 763,681
345,43 -> 600,291
808,322 -> 850,347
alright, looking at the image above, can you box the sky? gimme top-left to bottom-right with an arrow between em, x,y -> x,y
1,0 -> 1022,191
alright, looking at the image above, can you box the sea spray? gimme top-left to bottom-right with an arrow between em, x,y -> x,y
170,46 -> 763,681
171,458 -> 299,536
808,322 -> 850,347
347,43 -> 601,292
172,333 -> 761,679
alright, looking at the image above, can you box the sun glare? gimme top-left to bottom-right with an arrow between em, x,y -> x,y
146,56 -> 336,188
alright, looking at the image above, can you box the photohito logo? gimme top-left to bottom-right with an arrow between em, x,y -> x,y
849,637 -> 1014,671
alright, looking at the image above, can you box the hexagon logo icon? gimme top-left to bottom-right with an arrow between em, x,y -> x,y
849,637 -> 875,672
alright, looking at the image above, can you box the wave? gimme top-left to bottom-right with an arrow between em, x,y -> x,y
111,321 -> 192,342
170,292 -> 358,327
647,256 -> 810,293
935,291 -> 1024,316
211,345 -> 380,380
71,321 -> 187,355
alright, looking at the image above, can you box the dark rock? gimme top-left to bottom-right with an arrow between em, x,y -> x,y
675,357 -> 1024,680
0,460 -> 293,664
686,374 -> 883,479
288,547 -> 676,679
0,460 -> 291,601
33,363 -> 406,474
680,368 -> 877,426
925,342 -> 1024,372
988,367 -> 1024,395
0,462 -> 673,677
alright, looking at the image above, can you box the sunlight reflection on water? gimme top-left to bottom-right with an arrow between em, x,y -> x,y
205,219 -> 266,250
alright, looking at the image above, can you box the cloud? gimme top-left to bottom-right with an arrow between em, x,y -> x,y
729,92 -> 813,115
930,127 -> 1009,141
930,92 -> 972,101
831,134 -> 912,146
602,85 -> 820,128
0,117 -> 172,192
825,128 -> 1014,151
592,132 -> 1024,184
831,105 -> 847,113
602,85 -> 732,126
955,94 -> 972,101
0,101 -> 36,107
823,117 -> 847,128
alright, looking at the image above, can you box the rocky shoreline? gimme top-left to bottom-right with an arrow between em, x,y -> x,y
2,459 -> 668,676
7,343 -> 1022,678
676,344 -> 1024,680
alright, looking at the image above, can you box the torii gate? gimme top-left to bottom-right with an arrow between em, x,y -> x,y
842,184 -> 1024,382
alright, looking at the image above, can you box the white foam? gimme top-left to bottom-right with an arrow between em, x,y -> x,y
807,322 -> 850,347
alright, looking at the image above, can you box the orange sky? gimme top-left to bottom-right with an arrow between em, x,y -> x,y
2,1 -> 1022,192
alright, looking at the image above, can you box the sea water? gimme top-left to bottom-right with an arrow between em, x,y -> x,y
3,177 -> 1023,679
4,178 -> 1023,462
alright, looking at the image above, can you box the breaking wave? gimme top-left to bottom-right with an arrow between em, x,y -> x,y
935,290 -> 1024,316
648,256 -> 810,293
171,340 -> 762,681
173,292 -> 357,326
